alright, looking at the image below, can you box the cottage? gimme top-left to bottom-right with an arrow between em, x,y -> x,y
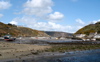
94,34 -> 100,38
60,37 -> 66,39
75,34 -> 86,38
88,32 -> 97,38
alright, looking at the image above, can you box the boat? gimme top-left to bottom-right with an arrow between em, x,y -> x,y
4,35 -> 16,41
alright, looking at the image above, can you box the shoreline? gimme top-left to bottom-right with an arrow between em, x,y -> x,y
1,49 -> 100,62
0,39 -> 100,62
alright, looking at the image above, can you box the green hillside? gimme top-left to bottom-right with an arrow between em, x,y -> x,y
75,22 -> 100,35
0,22 -> 49,37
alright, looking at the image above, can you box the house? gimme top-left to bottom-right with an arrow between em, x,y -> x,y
88,32 -> 97,38
94,34 -> 100,38
60,37 -> 66,39
75,34 -> 86,38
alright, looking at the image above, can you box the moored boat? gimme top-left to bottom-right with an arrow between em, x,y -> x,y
4,35 -> 16,41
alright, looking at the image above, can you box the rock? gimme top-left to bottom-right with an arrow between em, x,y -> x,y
31,52 -> 38,55
0,54 -> 2,56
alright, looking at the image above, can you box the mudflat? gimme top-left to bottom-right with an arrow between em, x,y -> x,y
0,42 -> 51,60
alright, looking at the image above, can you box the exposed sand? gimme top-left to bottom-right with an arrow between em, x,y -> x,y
0,42 -> 51,60
0,39 -> 100,62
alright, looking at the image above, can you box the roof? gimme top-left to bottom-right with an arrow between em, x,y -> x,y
4,35 -> 12,37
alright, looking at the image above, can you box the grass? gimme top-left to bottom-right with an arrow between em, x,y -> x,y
0,22 -> 49,37
44,44 -> 100,52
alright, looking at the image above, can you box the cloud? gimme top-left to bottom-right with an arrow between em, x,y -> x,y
0,1 -> 11,10
11,17 -> 73,32
91,19 -> 100,24
9,21 -> 18,25
11,17 -> 88,33
74,18 -> 87,32
47,12 -> 64,22
33,22 -> 73,32
10,16 -> 36,25
77,26 -> 83,29
0,14 -> 3,18
76,19 -> 85,25
11,0 -> 76,33
70,26 -> 83,33
22,0 -> 53,16
22,0 -> 64,22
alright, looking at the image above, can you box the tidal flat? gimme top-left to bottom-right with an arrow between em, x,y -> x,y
0,38 -> 100,62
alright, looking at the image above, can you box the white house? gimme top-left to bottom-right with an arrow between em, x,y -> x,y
60,37 -> 66,39
94,34 -> 100,38
75,34 -> 86,38
88,32 -> 97,38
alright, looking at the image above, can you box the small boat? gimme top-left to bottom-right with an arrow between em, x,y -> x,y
4,35 -> 16,41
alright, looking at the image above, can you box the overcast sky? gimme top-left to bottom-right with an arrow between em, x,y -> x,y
0,0 -> 100,33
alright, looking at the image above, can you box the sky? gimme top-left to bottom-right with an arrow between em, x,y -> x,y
0,0 -> 100,33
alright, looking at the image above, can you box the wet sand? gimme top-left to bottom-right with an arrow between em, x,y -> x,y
1,49 -> 100,62
0,42 -> 51,62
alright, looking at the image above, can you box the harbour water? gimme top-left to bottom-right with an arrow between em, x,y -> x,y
29,49 -> 100,62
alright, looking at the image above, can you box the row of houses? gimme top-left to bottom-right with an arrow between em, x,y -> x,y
30,37 -> 68,40
75,32 -> 100,41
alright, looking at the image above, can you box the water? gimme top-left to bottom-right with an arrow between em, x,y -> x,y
34,49 -> 100,62
61,54 -> 100,62
58,49 -> 100,62
46,39 -> 82,42
9,38 -> 82,44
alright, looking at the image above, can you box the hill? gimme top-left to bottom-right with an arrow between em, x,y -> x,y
44,31 -> 73,37
0,22 -> 49,37
75,22 -> 100,35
